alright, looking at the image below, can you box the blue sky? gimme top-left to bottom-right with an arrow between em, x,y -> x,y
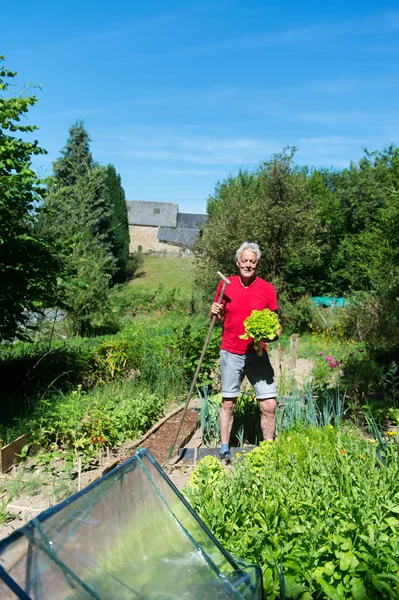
3,1 -> 399,213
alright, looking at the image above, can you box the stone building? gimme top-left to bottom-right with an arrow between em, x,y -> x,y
127,200 -> 207,255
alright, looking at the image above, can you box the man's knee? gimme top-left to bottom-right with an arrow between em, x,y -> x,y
259,398 -> 277,415
221,398 -> 236,416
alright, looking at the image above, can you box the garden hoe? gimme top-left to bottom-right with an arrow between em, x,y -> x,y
166,271 -> 230,462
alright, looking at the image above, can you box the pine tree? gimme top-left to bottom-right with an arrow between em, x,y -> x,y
39,123 -> 116,336
103,164 -> 130,282
53,120 -> 93,185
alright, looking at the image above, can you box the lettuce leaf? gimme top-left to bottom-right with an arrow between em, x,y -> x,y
239,308 -> 281,355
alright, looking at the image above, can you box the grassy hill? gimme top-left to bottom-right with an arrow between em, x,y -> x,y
129,256 -> 196,298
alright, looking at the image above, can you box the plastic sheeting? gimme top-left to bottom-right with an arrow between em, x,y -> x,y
0,448 -> 263,599
311,297 -> 348,307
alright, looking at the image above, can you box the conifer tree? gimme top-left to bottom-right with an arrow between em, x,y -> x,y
53,120 -> 93,185
103,164 -> 130,282
39,123 -> 116,336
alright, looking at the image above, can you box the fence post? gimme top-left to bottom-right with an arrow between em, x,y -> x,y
289,334 -> 299,380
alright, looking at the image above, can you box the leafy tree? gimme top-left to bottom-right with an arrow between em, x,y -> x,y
326,146 -> 399,293
0,56 -> 59,341
195,149 -> 326,299
342,186 -> 399,359
103,164 -> 130,282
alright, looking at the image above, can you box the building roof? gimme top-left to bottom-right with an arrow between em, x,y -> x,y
157,227 -> 200,247
126,200 -> 178,227
177,213 -> 208,229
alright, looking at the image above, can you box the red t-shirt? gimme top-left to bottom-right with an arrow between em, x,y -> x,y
214,275 -> 278,354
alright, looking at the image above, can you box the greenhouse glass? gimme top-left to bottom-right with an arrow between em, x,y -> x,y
0,449 -> 263,599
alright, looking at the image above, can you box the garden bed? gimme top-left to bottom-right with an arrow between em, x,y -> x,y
0,405 -> 199,541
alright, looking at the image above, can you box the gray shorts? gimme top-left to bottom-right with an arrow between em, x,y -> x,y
220,350 -> 276,400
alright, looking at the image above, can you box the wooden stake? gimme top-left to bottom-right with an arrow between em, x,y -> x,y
77,457 -> 82,491
289,334 -> 299,377
99,449 -> 103,476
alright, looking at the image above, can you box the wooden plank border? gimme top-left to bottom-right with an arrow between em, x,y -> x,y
0,435 -> 27,473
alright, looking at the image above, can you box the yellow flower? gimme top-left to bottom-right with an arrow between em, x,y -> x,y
368,439 -> 377,444
329,425 -> 334,429
340,449 -> 346,455
306,437 -> 310,443
359,454 -> 365,459
387,431 -> 397,436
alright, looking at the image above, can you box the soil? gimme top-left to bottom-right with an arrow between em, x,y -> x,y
135,409 -> 199,464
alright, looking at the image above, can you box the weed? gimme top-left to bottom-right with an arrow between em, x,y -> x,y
0,498 -> 14,525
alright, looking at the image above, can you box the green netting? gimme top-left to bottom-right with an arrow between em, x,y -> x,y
0,449 -> 263,599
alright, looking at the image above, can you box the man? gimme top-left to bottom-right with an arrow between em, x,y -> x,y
210,242 -> 282,464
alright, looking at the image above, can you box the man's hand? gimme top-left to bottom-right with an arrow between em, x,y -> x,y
210,302 -> 224,321
265,327 -> 282,343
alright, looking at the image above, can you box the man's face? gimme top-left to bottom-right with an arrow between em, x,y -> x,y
236,250 -> 258,281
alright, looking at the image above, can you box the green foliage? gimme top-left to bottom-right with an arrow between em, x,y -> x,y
0,56 -> 59,342
184,426 -> 399,599
53,119 -> 93,186
0,343 -> 94,423
168,321 -> 221,388
103,164 -> 130,282
0,315 -> 197,434
0,497 -> 13,525
16,382 -> 164,463
39,125 -> 117,336
278,296 -> 319,334
195,149 -> 327,300
125,246 -> 144,279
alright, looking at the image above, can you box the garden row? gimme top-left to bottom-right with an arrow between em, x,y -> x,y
184,425 -> 399,599
0,313 -> 221,460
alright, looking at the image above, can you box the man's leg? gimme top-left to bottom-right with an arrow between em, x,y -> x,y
219,398 -> 237,446
219,350 -> 244,462
245,352 -> 277,441
259,398 -> 277,441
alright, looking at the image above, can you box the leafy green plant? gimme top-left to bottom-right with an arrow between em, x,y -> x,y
382,361 -> 399,406
0,497 -> 14,525
184,426 -> 399,599
199,389 -> 221,446
169,321 -> 221,388
387,407 -> 399,425
89,339 -> 133,382
240,309 -> 281,355
23,382 -> 165,462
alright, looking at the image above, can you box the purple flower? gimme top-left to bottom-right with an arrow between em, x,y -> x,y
319,352 -> 323,356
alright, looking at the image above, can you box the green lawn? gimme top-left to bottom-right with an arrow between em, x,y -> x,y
129,256 -> 195,298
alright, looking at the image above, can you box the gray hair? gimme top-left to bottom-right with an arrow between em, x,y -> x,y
235,242 -> 261,264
